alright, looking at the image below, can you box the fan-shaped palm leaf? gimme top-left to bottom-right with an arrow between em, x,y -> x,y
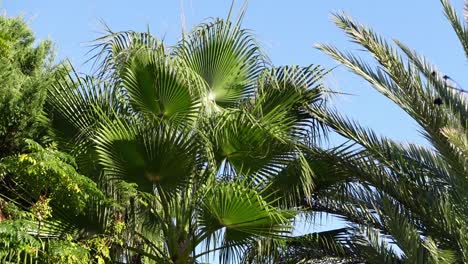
121,49 -> 202,126
197,182 -> 294,263
176,18 -> 263,108
94,116 -> 201,194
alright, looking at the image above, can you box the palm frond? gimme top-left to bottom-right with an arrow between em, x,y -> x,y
441,0 -> 468,59
121,49 -> 202,126
351,227 -> 401,264
197,181 -> 294,263
253,65 -> 328,143
94,115 -> 201,194
315,3 -> 468,262
175,18 -> 264,108
87,28 -> 164,81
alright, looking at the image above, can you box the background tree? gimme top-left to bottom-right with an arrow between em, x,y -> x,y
0,16 -> 106,263
0,15 -> 54,155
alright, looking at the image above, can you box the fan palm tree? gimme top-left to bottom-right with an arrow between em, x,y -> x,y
274,0 -> 468,263
43,10 -> 330,263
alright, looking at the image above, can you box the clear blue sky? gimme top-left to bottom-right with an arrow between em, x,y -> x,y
3,0 -> 466,145
3,0 -> 467,253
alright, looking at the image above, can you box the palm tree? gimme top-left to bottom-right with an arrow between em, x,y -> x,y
278,0 -> 468,263
44,11 -> 329,263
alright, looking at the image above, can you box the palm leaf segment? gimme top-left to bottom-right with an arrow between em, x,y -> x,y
122,50 -> 202,126
197,182 -> 294,262
176,18 -> 263,109
241,228 -> 364,264
94,117 -> 199,194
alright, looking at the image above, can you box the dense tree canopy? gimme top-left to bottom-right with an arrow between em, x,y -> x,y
0,16 -> 105,263
0,16 -> 55,156
0,0 -> 467,263
1,12 -> 330,263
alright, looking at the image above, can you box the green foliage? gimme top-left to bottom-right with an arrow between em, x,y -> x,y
0,15 -> 114,264
1,139 -> 104,216
45,239 -> 92,264
0,16 -> 58,157
242,228 -> 363,264
0,220 -> 41,262
303,0 -> 468,263
45,10 -> 328,263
